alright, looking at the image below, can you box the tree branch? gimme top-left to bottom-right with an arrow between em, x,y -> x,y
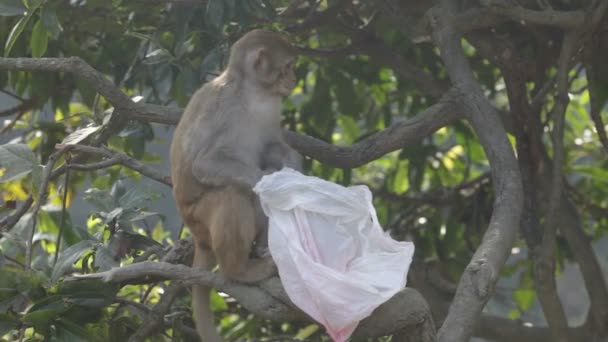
26,150 -> 65,268
0,56 -> 461,169
73,261 -> 434,340
0,197 -> 33,233
428,2 -> 524,341
0,57 -> 134,109
480,0 -> 585,29
128,282 -> 185,342
532,31 -> 579,342
56,144 -> 172,187
285,92 -> 462,168
0,57 -> 181,125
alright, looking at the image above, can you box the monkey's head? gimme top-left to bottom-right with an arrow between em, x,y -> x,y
228,29 -> 297,97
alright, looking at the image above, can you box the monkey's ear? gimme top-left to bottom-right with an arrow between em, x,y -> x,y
252,47 -> 267,69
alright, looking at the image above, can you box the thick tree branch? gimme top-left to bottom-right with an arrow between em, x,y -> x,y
410,259 -> 593,342
532,31 -> 579,342
73,261 -> 434,340
285,92 -> 462,168
0,57 -> 134,108
503,66 -> 570,342
428,2 -> 524,341
0,57 -> 181,125
480,0 -> 585,29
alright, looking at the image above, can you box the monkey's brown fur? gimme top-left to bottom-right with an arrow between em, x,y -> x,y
170,29 -> 302,342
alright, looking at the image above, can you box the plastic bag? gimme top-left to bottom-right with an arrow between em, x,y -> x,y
253,168 -> 415,342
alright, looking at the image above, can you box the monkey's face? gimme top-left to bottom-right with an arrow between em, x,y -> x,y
250,49 -> 297,97
273,57 -> 296,97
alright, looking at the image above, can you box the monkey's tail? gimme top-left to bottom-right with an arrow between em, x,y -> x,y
191,244 -> 222,342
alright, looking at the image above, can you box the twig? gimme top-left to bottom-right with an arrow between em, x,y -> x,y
53,156 -> 71,268
26,150 -> 65,269
56,144 -> 172,187
0,110 -> 28,136
0,89 -> 24,101
114,297 -> 151,316
0,98 -> 38,117
279,0 -> 308,17
295,44 -> 358,58
284,0 -> 350,32
128,282 -> 185,342
0,197 -> 33,233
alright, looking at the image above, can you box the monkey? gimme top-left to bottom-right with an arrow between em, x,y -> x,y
169,29 -> 302,342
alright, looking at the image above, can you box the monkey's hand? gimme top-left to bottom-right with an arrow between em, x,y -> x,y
262,167 -> 280,176
252,244 -> 272,258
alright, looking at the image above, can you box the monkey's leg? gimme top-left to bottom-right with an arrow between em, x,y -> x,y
210,189 -> 276,283
251,197 -> 271,258
192,244 -> 222,342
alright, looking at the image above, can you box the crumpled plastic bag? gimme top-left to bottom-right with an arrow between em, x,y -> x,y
253,168 -> 415,342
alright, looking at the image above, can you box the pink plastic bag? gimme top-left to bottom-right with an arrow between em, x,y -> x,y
253,168 -> 415,342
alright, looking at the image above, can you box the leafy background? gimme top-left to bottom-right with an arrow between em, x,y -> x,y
0,0 -> 607,341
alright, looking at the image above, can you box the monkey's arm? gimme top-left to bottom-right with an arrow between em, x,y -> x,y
261,141 -> 303,173
260,142 -> 286,172
192,151 -> 264,189
283,148 -> 303,172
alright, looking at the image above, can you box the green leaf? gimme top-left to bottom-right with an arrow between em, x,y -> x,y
84,188 -> 115,212
4,10 -> 33,57
60,126 -> 100,145
0,268 -> 46,301
118,187 -> 151,209
54,318 -> 90,341
513,289 -> 536,311
23,0 -> 42,10
295,324 -> 319,339
205,0 -> 224,30
26,295 -> 67,313
338,116 -> 360,144
93,244 -> 119,271
142,48 -> 173,65
0,0 -> 26,16
51,240 -> 96,282
0,313 -> 19,335
40,5 -> 62,38
0,143 -> 38,182
201,46 -> 221,77
22,309 -> 60,333
30,18 -> 48,57
56,278 -> 119,308
210,289 -> 228,312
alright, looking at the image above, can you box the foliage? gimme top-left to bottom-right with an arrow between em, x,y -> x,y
0,0 -> 607,341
